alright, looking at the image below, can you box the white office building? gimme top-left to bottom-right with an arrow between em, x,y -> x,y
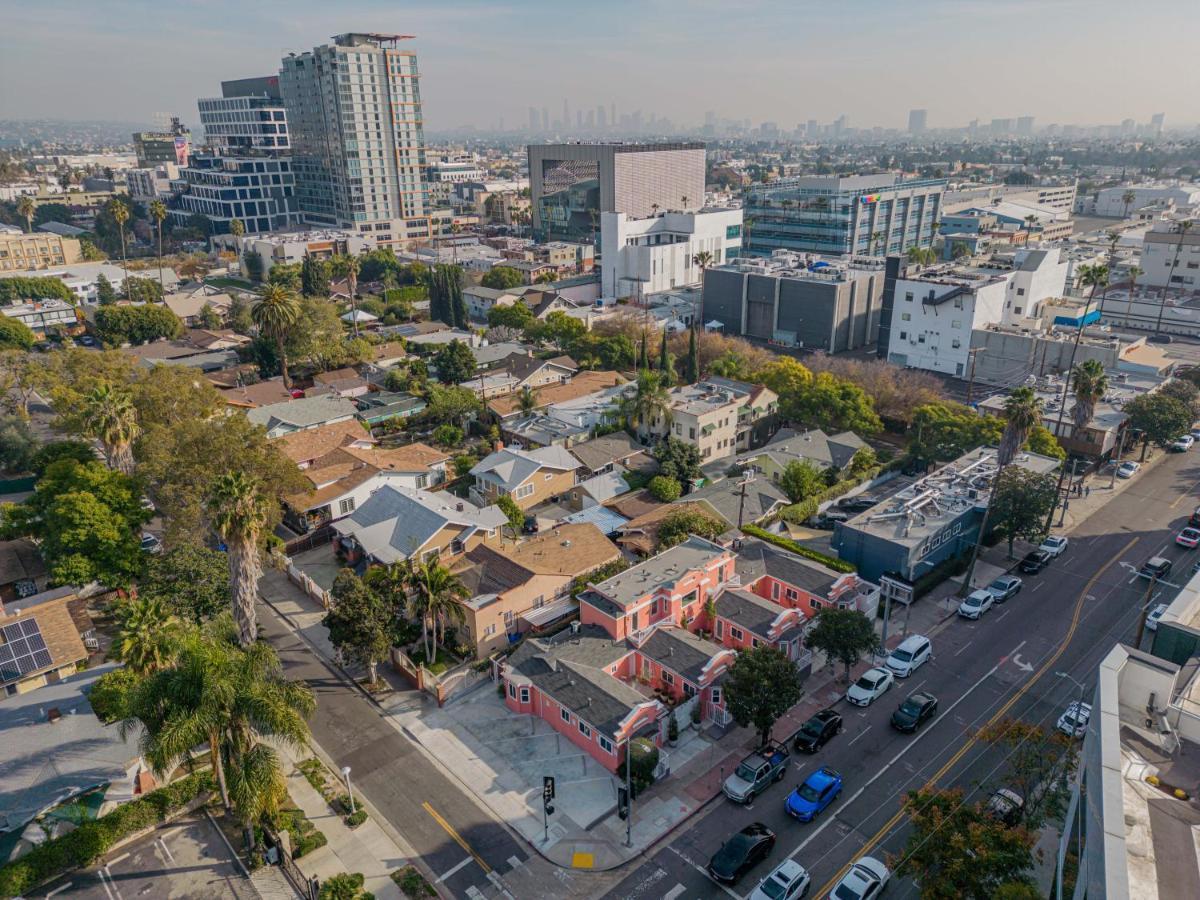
1077,183 -> 1200,218
600,208 -> 743,299
1137,219 -> 1200,290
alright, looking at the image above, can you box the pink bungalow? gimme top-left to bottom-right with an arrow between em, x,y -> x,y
736,537 -> 880,618
711,587 -> 808,659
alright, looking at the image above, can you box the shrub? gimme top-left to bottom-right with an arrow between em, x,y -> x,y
432,423 -> 464,447
294,830 -> 328,858
779,498 -> 819,525
648,475 -> 682,502
392,865 -> 436,898
345,809 -> 368,828
318,872 -> 371,900
87,666 -> 141,723
741,525 -> 856,573
616,737 -> 659,797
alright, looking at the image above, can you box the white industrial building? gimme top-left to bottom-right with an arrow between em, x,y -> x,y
1136,219 -> 1200,290
1076,183 -> 1200,218
600,207 -> 743,299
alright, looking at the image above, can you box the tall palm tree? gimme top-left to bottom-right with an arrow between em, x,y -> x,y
620,370 -> 672,441
229,218 -> 245,240
681,195 -> 689,209
82,382 -> 140,474
870,230 -> 886,257
329,254 -> 362,336
692,250 -> 714,274
405,560 -> 467,661
149,200 -> 168,298
109,199 -> 130,286
17,195 -> 35,233
111,594 -> 178,674
1123,265 -> 1144,329
517,384 -> 539,415
998,386 -> 1043,468
208,472 -> 270,647
1121,190 -> 1136,218
251,283 -> 301,388
1154,220 -> 1193,338
1071,359 -> 1108,432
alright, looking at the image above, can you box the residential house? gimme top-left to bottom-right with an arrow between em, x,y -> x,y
332,485 -> 508,566
245,396 -> 359,438
1,587 -> 90,699
405,328 -> 481,351
683,475 -> 789,529
219,378 -> 296,409
566,469 -> 630,511
307,367 -> 371,400
162,290 -> 234,326
360,341 -> 412,384
2,299 -> 79,338
739,428 -> 868,483
569,432 -> 655,478
0,539 -> 48,603
464,285 -> 522,323
470,342 -> 530,371
470,445 -> 582,511
735,537 -> 880,619
450,523 -> 621,657
710,588 -> 807,658
504,353 -> 578,391
354,391 -> 427,429
274,419 -> 377,469
614,501 -> 712,557
645,378 -> 780,463
487,371 -> 627,422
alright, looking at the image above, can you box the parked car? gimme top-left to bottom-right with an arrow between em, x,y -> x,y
809,510 -> 849,530
837,494 -> 880,513
140,532 -> 162,555
986,788 -> 1025,826
749,859 -> 811,900
1177,527 -> 1200,549
828,857 -> 890,900
522,515 -> 539,534
891,692 -> 938,733
785,767 -> 843,822
1056,700 -> 1093,739
986,575 -> 1023,603
885,634 -> 931,677
1189,505 -> 1200,528
1147,603 -> 1169,631
723,741 -> 790,803
1116,461 -> 1141,478
707,823 -> 776,885
793,708 -> 843,753
1190,428 -> 1200,442
846,667 -> 894,707
1148,333 -> 1173,344
1040,535 -> 1069,558
76,334 -> 97,347
958,589 -> 994,620
1139,556 -> 1173,580
1019,549 -> 1051,574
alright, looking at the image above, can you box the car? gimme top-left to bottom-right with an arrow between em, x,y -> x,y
837,494 -> 880,513
1147,603 -> 1169,631
77,335 -> 97,347
707,822 -> 776,885
793,708 -> 843,753
1148,333 -> 1173,344
829,856 -> 890,900
1190,428 -> 1200,442
986,575 -> 1023,603
1056,700 -> 1093,738
521,515 -> 539,534
846,667 -> 894,706
1178,527 -> 1200,549
785,767 -> 843,822
1019,549 -> 1051,573
1190,505 -> 1200,528
1171,435 -> 1195,452
723,741 -> 790,803
809,510 -> 849,530
885,634 -> 931,677
139,495 -> 156,514
891,691 -> 938,733
749,859 -> 811,900
1139,556 -> 1173,580
139,532 -> 162,554
957,589 -> 994,620
1040,535 -> 1069,558
1116,461 -> 1141,478
986,788 -> 1025,826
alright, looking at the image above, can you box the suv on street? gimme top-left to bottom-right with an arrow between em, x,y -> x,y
1020,549 -> 1051,573
793,708 -> 843,753
986,575 -> 1023,603
1140,556 -> 1173,580
885,634 -> 931,678
986,788 -> 1025,826
723,741 -> 790,803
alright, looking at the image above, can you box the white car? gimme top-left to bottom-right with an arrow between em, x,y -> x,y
829,856 -> 890,900
1172,435 -> 1195,452
1117,461 -> 1141,478
958,589 -> 994,620
846,667 -> 894,707
1189,428 -> 1200,442
1056,701 -> 1093,739
1146,603 -> 1169,632
885,634 -> 932,678
750,859 -> 811,900
1039,535 -> 1069,558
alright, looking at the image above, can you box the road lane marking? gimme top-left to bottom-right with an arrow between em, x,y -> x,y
953,641 -> 972,657
665,845 -> 740,899
812,534 -> 1140,897
45,884 -> 72,898
662,885 -> 686,900
421,801 -> 491,874
847,726 -> 872,747
437,857 -> 473,883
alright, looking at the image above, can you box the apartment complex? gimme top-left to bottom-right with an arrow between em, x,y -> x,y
0,232 -> 81,273
600,207 -> 743,298
528,142 -> 705,244
1138,219 -> 1200,290
743,173 -> 946,258
644,377 -> 779,462
132,117 -> 190,167
279,33 -> 431,245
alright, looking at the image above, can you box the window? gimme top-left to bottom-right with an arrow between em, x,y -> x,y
899,331 -> 907,340
900,312 -> 911,321
662,671 -> 675,686
904,291 -> 914,302
751,637 -> 762,648
578,720 -> 592,739
508,682 -> 517,698
338,497 -> 356,515
483,624 -> 497,636
683,682 -> 697,698
810,599 -> 823,611
772,582 -> 780,599
598,735 -> 614,753
1014,307 -> 1023,315
519,686 -> 530,703
951,320 -> 961,329
785,588 -> 798,600
1017,288 -> 1025,296
730,626 -> 744,642
561,708 -> 571,724
544,474 -> 553,481
715,620 -> 723,638
952,338 -> 961,349
503,610 -> 514,626
711,687 -> 721,704
532,595 -> 545,609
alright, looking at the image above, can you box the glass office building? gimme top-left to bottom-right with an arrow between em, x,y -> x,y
744,174 -> 946,258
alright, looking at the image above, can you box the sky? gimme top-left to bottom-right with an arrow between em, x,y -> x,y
1,0 -> 1197,133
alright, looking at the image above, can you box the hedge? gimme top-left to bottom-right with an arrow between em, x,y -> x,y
0,772 -> 212,898
741,524 -> 856,573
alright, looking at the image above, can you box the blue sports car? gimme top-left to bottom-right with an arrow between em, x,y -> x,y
785,767 -> 843,822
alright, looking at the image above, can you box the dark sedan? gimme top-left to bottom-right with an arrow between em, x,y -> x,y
707,822 -> 776,884
793,708 -> 843,753
837,494 -> 880,513
1019,549 -> 1051,574
890,692 -> 938,733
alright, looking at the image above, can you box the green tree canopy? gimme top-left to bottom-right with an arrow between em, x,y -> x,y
653,437 -> 701,486
138,544 -> 232,625
423,383 -> 481,426
93,305 -> 183,346
648,475 -> 682,502
496,495 -> 524,532
481,266 -> 524,289
0,414 -> 37,474
722,645 -> 805,746
0,276 -> 73,303
1124,392 -> 1194,458
779,459 -> 826,503
300,255 -> 329,297
656,506 -> 726,548
804,607 -> 878,683
0,316 -> 35,351
324,569 -> 398,685
988,466 -> 1057,558
433,339 -> 478,385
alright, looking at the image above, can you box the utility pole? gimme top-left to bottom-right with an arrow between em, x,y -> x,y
622,737 -> 633,847
965,347 -> 983,405
1043,306 -> 1092,533
736,470 -> 756,529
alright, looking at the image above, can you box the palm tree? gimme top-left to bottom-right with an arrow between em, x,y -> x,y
620,370 -> 672,440
1071,359 -> 1108,431
229,218 -> 245,239
1123,265 -> 1144,329
406,561 -> 467,661
111,594 -> 178,674
207,472 -> 270,648
681,195 -> 689,209
998,386 -> 1043,468
251,283 -> 301,388
517,384 -> 539,415
692,250 -> 714,274
1154,220 -> 1193,338
82,382 -> 140,474
329,254 -> 362,336
870,230 -> 886,256
1023,214 -> 1038,242
16,195 -> 35,233
149,200 -> 168,298
109,199 -> 130,286
1121,190 -> 1136,218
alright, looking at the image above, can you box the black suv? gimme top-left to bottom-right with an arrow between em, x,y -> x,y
793,708 -> 844,753
1019,549 -> 1051,574
891,692 -> 938,733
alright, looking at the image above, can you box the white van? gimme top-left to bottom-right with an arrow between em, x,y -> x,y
886,635 -> 931,678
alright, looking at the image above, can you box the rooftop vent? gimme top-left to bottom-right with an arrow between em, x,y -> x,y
47,707 -> 61,724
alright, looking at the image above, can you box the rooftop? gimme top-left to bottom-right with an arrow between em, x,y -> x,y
246,396 -> 359,431
715,251 -> 887,284
491,523 -> 619,577
742,427 -> 867,472
589,535 -> 728,610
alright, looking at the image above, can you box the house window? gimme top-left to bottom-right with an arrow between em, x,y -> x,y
532,595 -> 545,609
642,657 -> 651,678
508,682 -> 517,698
520,686 -> 529,703
899,331 -> 907,340
561,708 -> 571,724
1014,307 -> 1023,315
730,626 -> 744,642
598,735 -> 614,753
578,719 -> 592,738
544,474 -> 553,481
484,624 -> 497,636
904,292 -> 914,302
951,320 -> 961,329
683,682 -> 697,698
751,637 -> 762,648
711,687 -> 721,704
900,312 -> 911,321
338,497 -> 356,515
785,588 -> 798,600
715,620 -> 723,638
772,582 -> 780,599
662,671 -> 674,686
1017,288 -> 1025,296
810,599 -> 823,611
952,339 -> 961,349
503,610 -> 514,626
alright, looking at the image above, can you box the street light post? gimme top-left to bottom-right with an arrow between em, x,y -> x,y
341,765 -> 356,814
1056,669 -> 1087,899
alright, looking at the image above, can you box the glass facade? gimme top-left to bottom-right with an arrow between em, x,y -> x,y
536,158 -> 601,243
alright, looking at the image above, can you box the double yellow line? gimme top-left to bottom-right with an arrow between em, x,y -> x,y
814,535 -> 1138,896
422,801 -> 492,874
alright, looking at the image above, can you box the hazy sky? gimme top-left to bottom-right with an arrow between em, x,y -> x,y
2,0 -> 1196,133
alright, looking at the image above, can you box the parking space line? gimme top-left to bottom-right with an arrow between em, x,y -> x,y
107,853 -> 130,867
45,884 -> 72,898
954,641 -> 973,656
437,857 -> 473,883
156,837 -> 175,864
422,802 -> 491,874
663,886 -> 686,900
847,726 -> 872,747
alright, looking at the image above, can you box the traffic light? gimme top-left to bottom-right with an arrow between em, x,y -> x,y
617,786 -> 629,820
543,776 -> 555,803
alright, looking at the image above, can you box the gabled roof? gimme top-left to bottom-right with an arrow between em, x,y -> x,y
0,592 -> 87,690
574,469 -> 630,504
487,370 -> 627,418
749,428 -> 867,471
342,442 -> 449,473
714,587 -> 787,639
470,445 -> 580,489
588,536 -> 727,610
274,419 -> 376,465
246,396 -> 359,431
684,476 -> 789,528
635,626 -> 727,682
569,432 -> 649,473
735,537 -> 840,597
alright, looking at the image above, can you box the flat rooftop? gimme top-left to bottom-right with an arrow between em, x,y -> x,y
590,535 -> 727,609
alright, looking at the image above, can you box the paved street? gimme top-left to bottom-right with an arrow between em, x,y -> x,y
604,448 -> 1200,899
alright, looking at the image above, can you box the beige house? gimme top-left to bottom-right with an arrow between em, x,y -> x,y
646,377 -> 780,463
0,232 -> 81,272
1,588 -> 90,699
450,523 -> 621,657
469,445 -> 581,511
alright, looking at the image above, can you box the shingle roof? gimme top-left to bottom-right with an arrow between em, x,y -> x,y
636,626 -> 726,682
569,432 -> 650,473
246,396 -> 359,431
470,445 -> 580,489
684,477 -> 789,528
491,523 -> 619,577
750,428 -> 867,471
575,470 -> 629,504
342,442 -> 449,472
487,370 -> 627,418
275,419 -> 376,465
714,588 -> 784,639
735,537 -> 839,596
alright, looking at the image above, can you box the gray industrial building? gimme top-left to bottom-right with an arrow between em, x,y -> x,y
701,252 -> 886,352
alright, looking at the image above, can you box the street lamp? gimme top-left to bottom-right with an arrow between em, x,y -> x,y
341,765 -> 356,814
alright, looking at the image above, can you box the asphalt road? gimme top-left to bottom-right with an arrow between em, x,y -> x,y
604,447 -> 1200,899
258,603 -> 529,899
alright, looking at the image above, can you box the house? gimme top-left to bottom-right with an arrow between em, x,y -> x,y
185,328 -> 249,352
464,285 -> 522,322
487,371 -> 627,422
738,428 -> 868,483
354,391 -> 427,428
614,501 -> 711,557
566,469 -> 630,510
644,378 -> 780,463
569,432 -> 655,478
470,445 -> 582,511
219,377 -> 296,409
0,539 -> 48,603
341,309 -> 379,328
502,414 -> 592,449
360,341 -> 412,383
735,537 -> 880,620
405,328 -> 481,350
274,419 -> 377,469
503,353 -> 578,391
308,367 -> 371,400
450,523 -> 621,657
245,396 -> 360,439
683,475 -> 789,529
2,299 -> 80,338
470,342 -> 530,371
162,290 -> 234,326
1,587 -> 90,699
332,485 -> 508,566
711,588 -> 807,657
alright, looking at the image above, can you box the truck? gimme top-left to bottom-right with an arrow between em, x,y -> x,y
722,740 -> 790,803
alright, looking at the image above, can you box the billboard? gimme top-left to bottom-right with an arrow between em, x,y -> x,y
174,135 -> 190,167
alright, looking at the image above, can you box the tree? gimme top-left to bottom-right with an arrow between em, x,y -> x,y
197,303 -> 223,330
976,718 -> 1078,829
108,198 -> 130,284
1161,378 -> 1200,417
756,356 -> 813,407
779,459 -> 826,503
638,332 -> 649,370
429,264 -> 465,328
656,506 -> 725,548
110,593 -> 180,674
1070,358 -> 1109,432
319,873 -> 371,900
148,200 -> 168,297
0,414 -> 37,474
130,363 -> 224,431
300,254 -> 329,297
722,645 -> 805,747
487,301 -> 534,330
433,423 -> 464,447
692,250 -> 714,274
988,466 -> 1057,557
434,339 -> 477,385
325,570 -> 397,685
423,383 -> 481,428
207,472 -> 270,647
496,495 -> 524,534
328,254 -> 362,335
29,439 -> 95,477
266,261 -> 302,292
621,370 -> 672,440
228,295 -> 254,334
998,387 -> 1042,468
0,316 -> 34,351
657,330 -> 670,380
229,218 -> 245,239
648,475 -> 681,502
16,194 -> 34,233
1124,392 -> 1193,460
805,607 -> 878,684
0,276 -> 73,303
1024,424 -> 1065,460
894,788 -> 1036,900
81,382 -> 140,474
139,544 -> 231,625
516,385 -> 539,415
951,241 -> 970,260
481,266 -> 524,289
252,284 -> 301,389
95,272 -> 116,305
684,327 -> 700,383
406,560 -> 467,661
653,437 -> 701,486
790,372 -> 882,435
243,250 -> 264,283
1121,189 -> 1136,218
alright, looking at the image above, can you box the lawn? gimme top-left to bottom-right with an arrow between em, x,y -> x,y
204,275 -> 256,291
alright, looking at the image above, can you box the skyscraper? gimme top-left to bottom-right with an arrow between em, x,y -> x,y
1016,116 -> 1035,135
529,106 -> 539,132
597,105 -> 606,130
907,109 -> 927,133
1150,112 -> 1165,137
279,33 -> 429,245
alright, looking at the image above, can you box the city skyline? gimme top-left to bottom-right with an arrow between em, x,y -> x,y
2,0 -> 1198,134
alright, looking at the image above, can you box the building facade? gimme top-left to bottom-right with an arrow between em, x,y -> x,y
0,233 -> 81,272
529,143 -> 705,244
601,208 -> 742,299
1138,220 -> 1200,290
132,118 -> 190,167
743,174 -> 946,258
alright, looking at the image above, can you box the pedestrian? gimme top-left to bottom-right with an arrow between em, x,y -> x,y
1085,485 -> 1091,499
